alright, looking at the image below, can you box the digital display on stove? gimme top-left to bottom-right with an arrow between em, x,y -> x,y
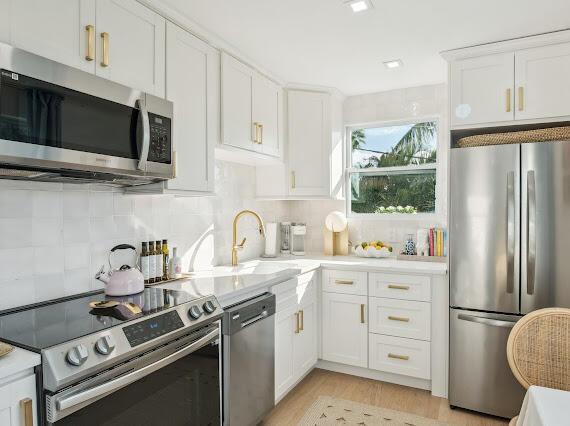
123,310 -> 184,347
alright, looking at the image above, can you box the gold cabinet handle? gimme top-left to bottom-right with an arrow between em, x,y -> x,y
518,86 -> 524,111
100,32 -> 109,67
506,88 -> 512,113
388,284 -> 409,290
21,398 -> 33,426
259,123 -> 263,144
388,315 -> 410,322
360,304 -> 365,323
294,312 -> 300,334
85,25 -> 95,61
388,353 -> 409,361
291,171 -> 296,189
172,150 -> 177,178
299,309 -> 304,331
335,279 -> 354,285
252,122 -> 259,143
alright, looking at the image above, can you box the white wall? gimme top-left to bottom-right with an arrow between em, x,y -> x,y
289,83 -> 448,254
0,160 -> 288,311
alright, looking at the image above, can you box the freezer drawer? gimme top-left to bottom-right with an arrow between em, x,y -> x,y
449,308 -> 525,418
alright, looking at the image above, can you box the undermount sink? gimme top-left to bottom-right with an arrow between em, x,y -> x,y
191,260 -> 301,279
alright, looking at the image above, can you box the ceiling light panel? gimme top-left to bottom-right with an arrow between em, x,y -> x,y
346,0 -> 372,13
383,59 -> 403,69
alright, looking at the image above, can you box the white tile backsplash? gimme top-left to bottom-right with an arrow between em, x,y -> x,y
0,160 -> 289,310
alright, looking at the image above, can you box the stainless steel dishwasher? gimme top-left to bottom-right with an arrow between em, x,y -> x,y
222,293 -> 276,426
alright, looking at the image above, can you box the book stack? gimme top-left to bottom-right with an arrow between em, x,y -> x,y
428,227 -> 447,257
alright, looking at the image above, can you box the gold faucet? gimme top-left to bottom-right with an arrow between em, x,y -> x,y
231,210 -> 266,266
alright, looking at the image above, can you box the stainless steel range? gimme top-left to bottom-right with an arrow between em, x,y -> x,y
0,287 -> 222,425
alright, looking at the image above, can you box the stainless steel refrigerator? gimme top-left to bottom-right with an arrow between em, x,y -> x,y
449,139 -> 570,418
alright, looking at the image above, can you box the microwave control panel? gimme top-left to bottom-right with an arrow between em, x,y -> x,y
147,113 -> 172,164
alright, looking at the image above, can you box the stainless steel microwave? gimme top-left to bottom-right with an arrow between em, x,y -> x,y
0,42 -> 173,186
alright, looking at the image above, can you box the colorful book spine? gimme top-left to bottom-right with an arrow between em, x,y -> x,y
429,228 -> 434,256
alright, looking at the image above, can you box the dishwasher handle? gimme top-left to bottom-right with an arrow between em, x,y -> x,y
241,310 -> 269,328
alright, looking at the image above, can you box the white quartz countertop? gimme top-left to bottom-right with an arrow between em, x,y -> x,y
156,254 -> 446,307
0,346 -> 40,381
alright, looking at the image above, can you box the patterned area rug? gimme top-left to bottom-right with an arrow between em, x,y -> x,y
298,396 -> 449,426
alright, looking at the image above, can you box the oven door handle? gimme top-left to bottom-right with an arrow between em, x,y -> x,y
56,328 -> 218,412
136,97 -> 150,172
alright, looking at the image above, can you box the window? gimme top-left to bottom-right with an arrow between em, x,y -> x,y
347,120 -> 438,216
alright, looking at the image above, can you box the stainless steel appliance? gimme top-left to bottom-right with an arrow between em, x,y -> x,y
0,287 -> 222,425
0,42 -> 173,186
449,137 -> 570,418
222,293 -> 276,426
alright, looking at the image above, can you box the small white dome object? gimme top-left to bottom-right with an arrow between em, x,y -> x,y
325,211 -> 348,232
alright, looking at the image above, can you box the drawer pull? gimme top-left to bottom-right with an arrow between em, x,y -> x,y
388,284 -> 409,290
294,312 -> 300,334
360,304 -> 365,323
299,309 -> 304,331
388,353 -> 409,361
388,315 -> 410,322
335,279 -> 354,285
85,24 -> 95,61
100,32 -> 110,67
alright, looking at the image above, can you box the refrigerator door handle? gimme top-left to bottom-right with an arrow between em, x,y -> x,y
506,171 -> 515,294
527,170 -> 536,295
457,313 -> 517,328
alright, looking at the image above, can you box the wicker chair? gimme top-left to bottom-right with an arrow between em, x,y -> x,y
506,307 -> 570,426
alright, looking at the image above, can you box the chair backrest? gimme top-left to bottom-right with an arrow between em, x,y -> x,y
507,307 -> 570,390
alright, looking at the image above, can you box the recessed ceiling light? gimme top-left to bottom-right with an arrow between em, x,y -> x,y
383,59 -> 403,69
346,0 -> 372,13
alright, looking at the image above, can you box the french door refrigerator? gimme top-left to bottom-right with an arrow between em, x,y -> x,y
449,139 -> 570,418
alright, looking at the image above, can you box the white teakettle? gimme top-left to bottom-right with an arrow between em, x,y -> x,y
95,244 -> 145,296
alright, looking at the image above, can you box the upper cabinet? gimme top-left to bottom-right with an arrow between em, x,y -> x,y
221,52 -> 282,158
450,53 -> 514,126
2,0 -> 165,96
256,89 -> 344,199
447,36 -> 570,127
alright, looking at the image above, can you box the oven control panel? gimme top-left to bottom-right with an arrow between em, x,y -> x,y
123,310 -> 184,347
147,113 -> 171,164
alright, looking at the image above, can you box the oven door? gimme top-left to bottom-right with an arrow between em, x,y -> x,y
46,325 -> 221,426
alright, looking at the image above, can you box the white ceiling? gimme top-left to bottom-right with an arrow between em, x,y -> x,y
159,0 -> 570,95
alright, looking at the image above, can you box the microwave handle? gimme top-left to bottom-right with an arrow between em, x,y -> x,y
137,98 -> 150,171
56,328 -> 218,412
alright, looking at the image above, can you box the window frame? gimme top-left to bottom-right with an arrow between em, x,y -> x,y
345,116 -> 442,220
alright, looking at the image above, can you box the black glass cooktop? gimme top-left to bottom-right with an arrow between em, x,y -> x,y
0,287 -> 199,352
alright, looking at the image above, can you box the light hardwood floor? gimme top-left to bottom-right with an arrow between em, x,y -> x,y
263,369 -> 509,426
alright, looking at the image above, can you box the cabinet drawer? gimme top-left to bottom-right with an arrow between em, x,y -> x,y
369,334 -> 430,380
369,272 -> 431,301
369,298 -> 431,341
322,269 -> 367,296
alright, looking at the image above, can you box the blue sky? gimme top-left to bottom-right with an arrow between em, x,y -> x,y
361,124 -> 413,153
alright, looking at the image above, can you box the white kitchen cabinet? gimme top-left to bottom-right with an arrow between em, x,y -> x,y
7,0 -> 96,73
163,22 -> 216,193
288,90 -> 331,197
321,292 -> 367,368
515,42 -> 570,121
322,269 -> 367,296
368,272 -> 431,302
95,0 -> 165,96
369,334 -> 430,380
0,374 -> 37,426
273,272 -> 318,401
450,52 -> 514,127
368,297 -> 431,341
221,52 -> 282,159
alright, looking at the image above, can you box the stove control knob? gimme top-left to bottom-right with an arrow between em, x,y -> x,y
188,305 -> 203,320
66,344 -> 89,366
203,300 -> 216,314
95,335 -> 116,356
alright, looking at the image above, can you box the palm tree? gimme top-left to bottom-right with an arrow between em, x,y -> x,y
351,129 -> 366,150
377,122 -> 437,167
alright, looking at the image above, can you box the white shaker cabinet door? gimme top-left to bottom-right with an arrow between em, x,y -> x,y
8,0 -> 96,73
321,292 -> 368,368
95,0 -> 165,96
515,42 -> 570,121
221,53 -> 255,151
275,305 -> 297,401
165,22 -> 216,193
252,74 -> 281,157
288,90 -> 330,196
450,52 -> 515,126
293,296 -> 318,378
0,374 -> 37,426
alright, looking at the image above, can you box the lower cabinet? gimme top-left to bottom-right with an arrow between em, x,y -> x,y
321,292 -> 368,368
273,273 -> 318,402
0,373 -> 37,426
369,334 -> 430,380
